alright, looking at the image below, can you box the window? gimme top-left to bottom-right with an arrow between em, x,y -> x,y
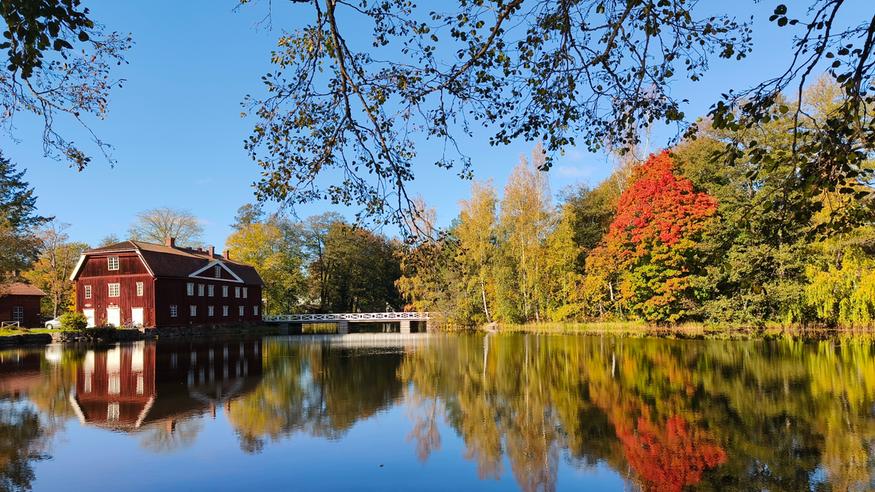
11,306 -> 23,323
108,374 -> 120,395
238,305 -> 244,316
186,282 -> 194,296
208,305 -> 214,317
215,265 -> 221,277
107,256 -> 119,271
208,284 -> 214,297
243,287 -> 248,299
253,305 -> 259,316
84,285 -> 92,299
107,403 -> 120,422
198,284 -> 205,296
235,287 -> 241,298
222,285 -> 228,297
108,283 -> 120,297
170,305 -> 178,317
136,282 -> 144,296
190,305 -> 197,317
222,305 -> 229,317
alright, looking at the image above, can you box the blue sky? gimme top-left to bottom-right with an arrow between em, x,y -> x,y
1,1 -> 869,249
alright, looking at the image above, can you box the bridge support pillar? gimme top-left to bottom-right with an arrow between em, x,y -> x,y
400,320 -> 411,334
336,320 -> 349,334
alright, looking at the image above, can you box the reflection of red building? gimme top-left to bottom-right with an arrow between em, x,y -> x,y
71,343 -> 157,429
70,340 -> 263,431
0,350 -> 44,397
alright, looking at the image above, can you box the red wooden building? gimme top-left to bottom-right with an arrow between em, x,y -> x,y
0,282 -> 46,328
70,238 -> 264,328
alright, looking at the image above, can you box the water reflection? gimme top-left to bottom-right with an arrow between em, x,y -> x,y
0,335 -> 874,490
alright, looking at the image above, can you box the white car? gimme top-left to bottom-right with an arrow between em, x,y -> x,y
44,317 -> 62,329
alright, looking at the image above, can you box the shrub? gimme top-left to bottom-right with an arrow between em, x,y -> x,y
60,312 -> 88,331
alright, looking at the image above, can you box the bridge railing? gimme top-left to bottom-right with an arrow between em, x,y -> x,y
263,312 -> 430,323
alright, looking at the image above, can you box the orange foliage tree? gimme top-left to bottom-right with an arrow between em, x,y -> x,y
586,151 -> 717,322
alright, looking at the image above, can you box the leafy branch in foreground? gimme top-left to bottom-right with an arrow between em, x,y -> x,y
0,0 -> 131,169
242,0 -> 752,230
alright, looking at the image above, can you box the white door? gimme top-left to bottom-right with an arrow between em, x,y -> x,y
106,306 -> 120,327
131,308 -> 144,327
83,309 -> 95,328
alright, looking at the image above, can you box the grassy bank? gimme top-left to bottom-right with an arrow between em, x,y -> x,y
485,321 -> 875,340
0,328 -> 55,337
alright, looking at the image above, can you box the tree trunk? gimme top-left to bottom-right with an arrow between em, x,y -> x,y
479,277 -> 492,323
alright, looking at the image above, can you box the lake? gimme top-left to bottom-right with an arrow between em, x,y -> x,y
0,333 -> 873,491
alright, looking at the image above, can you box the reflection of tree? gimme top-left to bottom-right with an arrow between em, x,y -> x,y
615,414 -> 725,492
0,403 -> 50,492
398,334 -> 875,491
227,342 -> 403,452
405,395 -> 442,463
138,418 -> 204,453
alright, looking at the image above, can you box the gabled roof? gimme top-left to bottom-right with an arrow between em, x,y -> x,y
0,282 -> 47,297
71,241 -> 263,285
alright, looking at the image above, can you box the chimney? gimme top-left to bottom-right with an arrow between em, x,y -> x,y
208,246 -> 215,258
165,237 -> 176,248
223,249 -> 230,260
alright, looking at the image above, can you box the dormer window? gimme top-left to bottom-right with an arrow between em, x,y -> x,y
107,256 -> 119,271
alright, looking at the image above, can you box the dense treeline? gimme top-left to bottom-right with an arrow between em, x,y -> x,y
225,209 -> 403,315
399,80 -> 875,327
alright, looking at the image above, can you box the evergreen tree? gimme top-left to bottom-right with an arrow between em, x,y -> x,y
0,153 -> 50,278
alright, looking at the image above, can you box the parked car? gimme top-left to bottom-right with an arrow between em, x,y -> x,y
44,317 -> 62,329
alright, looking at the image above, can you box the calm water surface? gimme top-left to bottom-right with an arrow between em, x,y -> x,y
0,334 -> 874,491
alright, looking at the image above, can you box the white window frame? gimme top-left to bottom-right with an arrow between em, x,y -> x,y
170,305 -> 178,318
253,305 -> 259,316
108,283 -> 120,298
136,282 -> 144,297
107,256 -> 119,271
11,306 -> 23,322
235,287 -> 241,298
190,305 -> 197,317
238,305 -> 244,316
222,285 -> 228,297
222,305 -> 229,317
107,402 -> 120,421
215,265 -> 221,278
208,305 -> 214,317
84,285 -> 92,299
208,284 -> 214,297
198,284 -> 205,296
186,282 -> 194,296
243,287 -> 248,299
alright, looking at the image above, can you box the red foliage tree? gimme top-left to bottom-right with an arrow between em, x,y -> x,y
587,151 -> 717,322
609,150 -> 717,258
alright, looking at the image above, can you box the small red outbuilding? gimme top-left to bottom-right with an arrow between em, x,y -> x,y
0,282 -> 46,328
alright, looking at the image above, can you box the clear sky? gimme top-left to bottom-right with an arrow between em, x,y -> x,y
2,1 -> 869,249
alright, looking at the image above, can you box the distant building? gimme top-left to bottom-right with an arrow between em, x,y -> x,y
0,282 -> 46,328
70,238 -> 263,328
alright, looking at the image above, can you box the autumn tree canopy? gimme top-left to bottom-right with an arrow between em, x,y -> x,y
587,151 -> 718,323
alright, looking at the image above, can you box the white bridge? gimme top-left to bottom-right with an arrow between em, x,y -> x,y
262,312 -> 430,334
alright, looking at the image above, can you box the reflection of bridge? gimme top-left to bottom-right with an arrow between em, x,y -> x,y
262,312 -> 431,334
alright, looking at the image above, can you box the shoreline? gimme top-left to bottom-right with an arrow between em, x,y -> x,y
480,321 -> 875,340
0,324 -> 289,347
2,321 -> 874,347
